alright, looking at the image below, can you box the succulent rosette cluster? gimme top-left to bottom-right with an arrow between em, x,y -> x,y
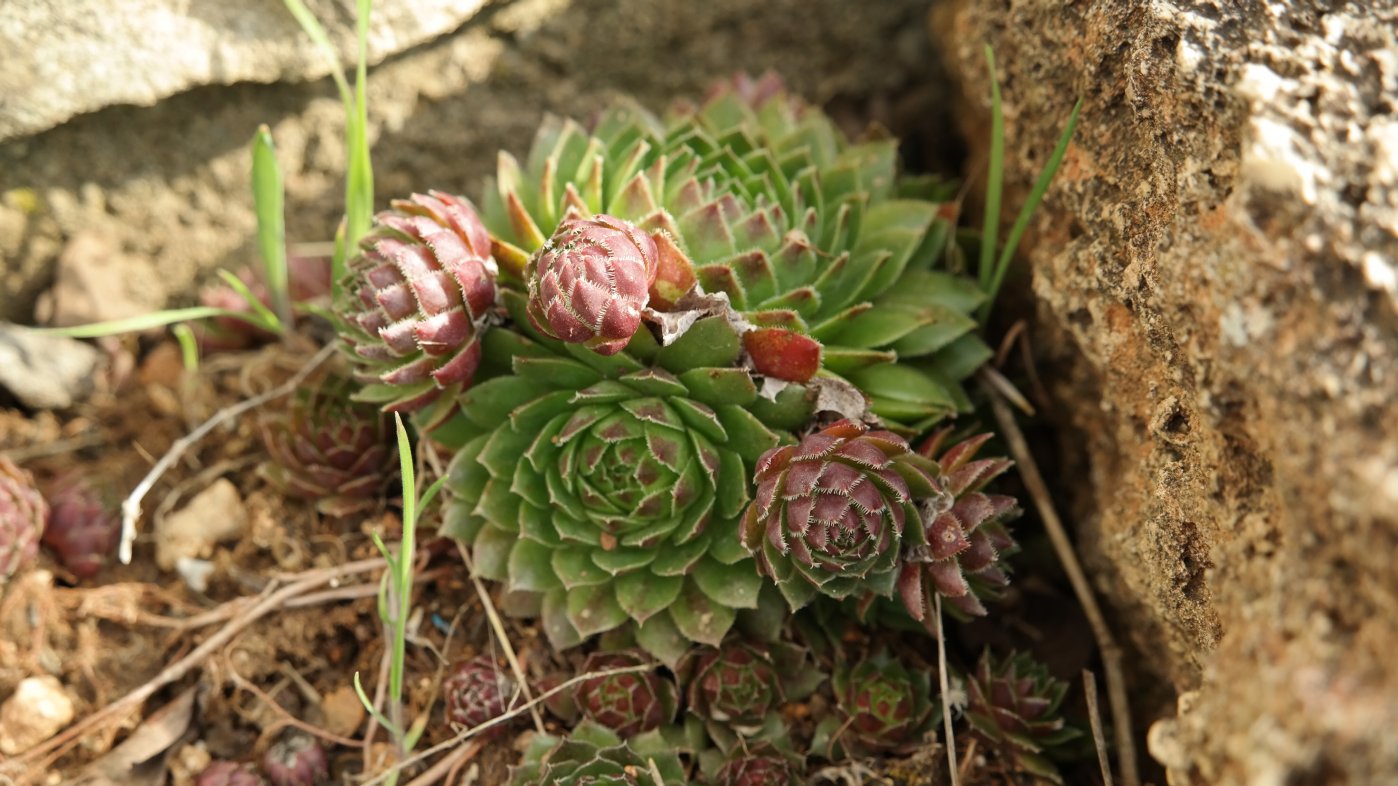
443,655 -> 520,735
965,651 -> 1082,784
258,376 -> 395,517
509,720 -> 686,786
814,650 -> 936,757
710,744 -> 804,786
40,475 -> 119,579
676,638 -> 820,749
338,190 -> 498,427
897,429 -> 1021,620
741,419 -> 943,609
564,650 -> 679,737
1,456 -> 47,584
478,72 -> 993,430
443,291 -> 811,663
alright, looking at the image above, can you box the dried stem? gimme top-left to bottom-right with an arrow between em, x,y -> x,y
934,593 -> 961,786
1084,668 -> 1116,786
984,389 -> 1140,786
117,342 -> 337,563
454,541 -> 546,734
1,557 -> 386,782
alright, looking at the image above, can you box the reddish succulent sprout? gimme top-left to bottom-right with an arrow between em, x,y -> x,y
896,430 -> 1020,621
714,749 -> 803,786
680,642 -> 784,734
198,255 -> 333,351
261,733 -> 328,786
831,650 -> 935,755
741,419 -> 940,606
196,761 -> 268,786
40,475 -> 118,579
0,456 -> 47,583
965,651 -> 1080,784
571,650 -> 678,737
742,327 -> 822,383
340,191 -> 498,415
443,655 -> 518,735
526,214 -> 659,355
259,377 -> 395,517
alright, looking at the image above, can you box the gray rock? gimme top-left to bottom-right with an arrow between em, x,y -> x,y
932,1 -> 1397,783
0,0 -> 945,323
0,323 -> 101,409
0,0 -> 489,141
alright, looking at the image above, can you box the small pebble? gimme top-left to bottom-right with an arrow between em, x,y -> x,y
0,675 -> 76,754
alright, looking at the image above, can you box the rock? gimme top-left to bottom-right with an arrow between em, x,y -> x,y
0,322 -> 102,408
155,479 -> 249,571
0,0 -> 490,142
0,0 -> 944,322
931,1 -> 1397,784
0,675 -> 76,755
32,230 -> 150,327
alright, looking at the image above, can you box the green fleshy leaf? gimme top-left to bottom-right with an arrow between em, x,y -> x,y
880,269 -> 986,313
824,303 -> 934,348
590,545 -> 658,575
847,363 -> 957,407
919,333 -> 995,383
715,405 -> 780,463
714,449 -> 748,520
636,612 -> 690,667
552,548 -> 611,588
566,342 -> 646,377
890,306 -> 978,357
478,426 -> 534,479
552,511 -> 603,546
507,539 -> 562,592
566,583 -> 630,638
513,356 -> 603,389
657,316 -> 742,371
472,524 -> 516,582
541,588 -> 584,650
691,556 -> 762,609
614,571 -> 685,624
669,579 -> 736,646
650,533 -> 711,576
475,478 -> 522,529
704,516 -> 751,565
677,367 -> 758,407
618,368 -> 688,397
460,376 -> 548,428
669,398 -> 727,443
518,502 -> 560,545
509,390 -> 576,433
511,450 -> 550,509
746,382 -> 817,432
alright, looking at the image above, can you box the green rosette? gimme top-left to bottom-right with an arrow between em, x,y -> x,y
479,76 -> 994,434
442,290 -> 812,664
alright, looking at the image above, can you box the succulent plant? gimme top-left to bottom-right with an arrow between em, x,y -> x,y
965,651 -> 1082,784
196,761 -> 268,786
337,190 -> 498,427
741,419 -> 944,610
198,254 -> 332,352
442,291 -> 813,664
566,650 -> 679,737
510,719 -> 688,786
1,457 -> 46,584
814,650 -> 935,757
896,430 -> 1020,621
261,733 -> 328,786
477,73 -> 994,429
443,654 -> 519,735
40,475 -> 118,579
677,638 -> 818,748
710,743 -> 804,786
258,375 -> 395,517
526,214 -> 660,355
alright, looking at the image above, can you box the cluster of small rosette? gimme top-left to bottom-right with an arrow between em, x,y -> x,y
311,72 -> 1082,782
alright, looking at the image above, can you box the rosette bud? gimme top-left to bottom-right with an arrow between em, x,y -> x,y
571,650 -> 678,737
815,650 -> 935,757
261,733 -> 328,786
195,761 -> 267,786
526,214 -> 658,355
41,475 -> 118,579
443,655 -> 519,736
966,651 -> 1082,784
338,191 -> 497,421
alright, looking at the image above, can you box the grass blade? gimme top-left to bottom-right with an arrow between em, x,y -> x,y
978,45 -> 1004,297
36,307 -> 257,339
252,125 -> 292,328
984,98 -> 1082,318
340,0 -> 376,290
215,269 -> 282,335
280,0 -> 353,106
170,324 -> 201,372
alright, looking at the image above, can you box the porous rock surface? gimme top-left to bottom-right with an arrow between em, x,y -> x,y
933,1 -> 1397,783
0,0 -> 945,323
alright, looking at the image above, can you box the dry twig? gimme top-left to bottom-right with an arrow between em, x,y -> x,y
933,594 -> 960,786
1084,668 -> 1116,786
118,343 -> 337,563
984,389 -> 1140,786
